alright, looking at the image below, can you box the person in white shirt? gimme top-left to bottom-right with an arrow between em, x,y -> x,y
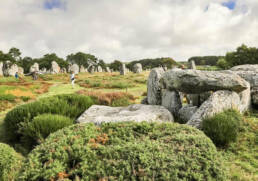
70,71 -> 75,88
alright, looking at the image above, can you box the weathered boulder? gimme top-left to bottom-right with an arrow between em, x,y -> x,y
18,67 -> 24,75
147,68 -> 165,105
88,65 -> 95,73
178,105 -> 198,123
50,61 -> 60,74
60,67 -> 66,73
30,63 -> 39,73
120,64 -> 126,75
133,63 -> 142,73
41,68 -> 47,73
231,64 -> 258,72
230,71 -> 258,88
76,104 -> 174,125
163,66 -> 168,71
3,61 -> 19,76
97,66 -> 103,72
80,65 -> 86,73
161,89 -> 182,116
69,64 -> 79,74
238,83 -> 251,112
160,69 -> 249,94
105,67 -> 111,73
0,62 -> 3,76
189,60 -> 196,70
187,90 -> 241,129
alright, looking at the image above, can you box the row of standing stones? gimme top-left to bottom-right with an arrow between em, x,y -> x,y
76,63 -> 258,131
0,61 -> 145,77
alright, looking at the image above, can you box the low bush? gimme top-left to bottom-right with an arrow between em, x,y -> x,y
4,94 -> 95,143
22,114 -> 73,146
19,122 -> 227,180
20,96 -> 31,102
0,94 -> 16,102
0,143 -> 24,181
202,109 -> 243,147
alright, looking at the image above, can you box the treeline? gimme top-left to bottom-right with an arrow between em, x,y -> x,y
188,56 -> 224,66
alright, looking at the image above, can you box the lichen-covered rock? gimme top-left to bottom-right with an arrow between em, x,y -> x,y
105,67 -> 111,73
133,63 -> 142,73
120,64 -> 126,75
50,61 -> 60,74
147,68 -> 165,105
187,90 -> 241,128
0,62 -> 3,76
80,65 -> 86,73
3,61 -> 19,76
178,105 -> 198,123
161,89 -> 182,116
76,104 -> 174,125
189,60 -> 196,70
88,65 -> 95,73
69,64 -> 79,74
97,66 -> 103,72
230,64 -> 258,72
160,69 -> 249,94
29,63 -> 39,73
60,67 -> 67,73
238,83 -> 251,112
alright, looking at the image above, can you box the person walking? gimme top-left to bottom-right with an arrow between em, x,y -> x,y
15,72 -> 19,79
70,71 -> 75,88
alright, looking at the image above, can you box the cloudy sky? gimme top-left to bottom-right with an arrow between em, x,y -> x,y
0,0 -> 258,62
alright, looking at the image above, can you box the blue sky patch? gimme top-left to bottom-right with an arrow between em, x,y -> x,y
222,0 -> 236,10
44,0 -> 66,10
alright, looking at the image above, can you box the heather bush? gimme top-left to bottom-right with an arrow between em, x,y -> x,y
4,94 -> 95,143
202,109 -> 243,147
19,122 -> 227,181
0,143 -> 24,181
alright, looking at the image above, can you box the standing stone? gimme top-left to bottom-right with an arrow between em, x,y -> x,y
69,64 -> 79,74
0,62 -> 3,76
133,63 -> 142,73
161,89 -> 182,116
50,61 -> 60,74
238,83 -> 251,112
3,61 -> 19,76
147,68 -> 165,105
88,65 -> 95,74
41,68 -> 47,73
30,63 -> 39,73
80,65 -> 86,73
97,66 -> 103,72
160,69 -> 249,94
105,67 -> 111,73
189,60 -> 196,70
60,67 -> 67,73
76,104 -> 174,125
178,105 -> 198,123
163,66 -> 168,71
187,90 -> 241,129
18,67 -> 24,75
120,64 -> 126,75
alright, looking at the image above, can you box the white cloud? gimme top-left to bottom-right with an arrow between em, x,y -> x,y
0,0 -> 257,62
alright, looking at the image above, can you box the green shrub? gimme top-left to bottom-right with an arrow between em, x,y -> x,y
22,114 -> 73,145
4,94 -> 95,143
20,96 -> 30,102
19,122 -> 227,181
202,109 -> 243,147
0,94 -> 16,102
0,143 -> 24,181
111,97 -> 131,107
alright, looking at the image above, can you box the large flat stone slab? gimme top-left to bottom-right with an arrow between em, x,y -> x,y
76,104 -> 174,125
160,69 -> 249,94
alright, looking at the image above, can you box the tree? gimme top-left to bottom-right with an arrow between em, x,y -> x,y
8,47 -> 21,61
38,53 -> 68,70
66,52 -> 98,68
109,60 -> 123,71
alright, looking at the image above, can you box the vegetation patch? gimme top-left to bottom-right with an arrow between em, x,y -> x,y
0,143 -> 24,181
202,109 -> 243,147
19,122 -> 227,181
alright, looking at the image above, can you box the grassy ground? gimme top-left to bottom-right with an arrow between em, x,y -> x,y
0,72 -> 257,180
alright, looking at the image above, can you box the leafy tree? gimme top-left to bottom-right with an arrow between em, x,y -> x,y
216,58 -> 229,69
8,47 -> 21,61
38,53 -> 68,70
66,52 -> 98,68
18,57 -> 34,73
0,50 -> 15,62
188,56 -> 224,66
109,60 -> 123,71
98,59 -> 106,69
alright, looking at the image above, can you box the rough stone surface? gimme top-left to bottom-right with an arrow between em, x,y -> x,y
251,87 -> 258,105
97,66 -> 103,72
69,64 -> 79,74
30,63 -> 39,73
160,69 -> 249,94
50,61 -> 60,74
76,104 -> 174,125
161,89 -> 182,116
0,62 -> 3,76
147,68 -> 165,105
3,61 -> 19,76
60,67 -> 67,73
189,60 -> 196,70
80,65 -> 86,73
133,63 -> 142,73
178,105 -> 198,123
187,90 -> 241,128
231,64 -> 258,72
18,67 -> 24,75
238,83 -> 251,112
231,71 -> 258,88
88,65 -> 95,73
120,64 -> 126,75
105,67 -> 111,73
